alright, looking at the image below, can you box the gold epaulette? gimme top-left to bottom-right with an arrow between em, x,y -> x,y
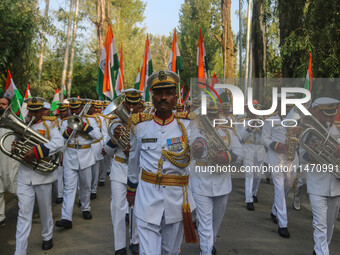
175,112 -> 192,120
262,111 -> 278,120
42,116 -> 58,128
98,113 -> 117,120
128,113 -> 154,127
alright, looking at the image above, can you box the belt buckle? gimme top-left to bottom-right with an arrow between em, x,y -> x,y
74,144 -> 81,150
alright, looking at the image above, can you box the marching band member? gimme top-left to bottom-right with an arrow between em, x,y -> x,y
55,102 -> 69,204
261,96 -> 299,238
237,101 -> 266,211
55,98 -> 102,229
87,100 -> 105,199
127,71 -> 197,255
104,89 -> 142,255
190,103 -> 244,255
302,97 -> 340,255
14,97 -> 63,254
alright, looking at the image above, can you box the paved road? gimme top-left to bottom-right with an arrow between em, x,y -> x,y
1,176 -> 340,255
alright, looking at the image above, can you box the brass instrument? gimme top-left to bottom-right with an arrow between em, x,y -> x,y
64,100 -> 92,149
193,107 -> 231,167
0,107 -> 60,173
104,95 -> 131,151
299,115 -> 340,178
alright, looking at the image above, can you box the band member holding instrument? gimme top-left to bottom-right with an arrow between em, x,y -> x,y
105,89 -> 142,255
302,97 -> 340,255
55,98 -> 102,229
14,97 -> 63,254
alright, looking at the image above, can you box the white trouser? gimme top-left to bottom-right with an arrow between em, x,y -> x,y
192,193 -> 229,255
271,170 -> 296,228
99,155 -> 111,182
110,180 -> 138,251
136,215 -> 183,255
56,165 -> 64,198
91,160 -> 100,193
309,194 -> 340,255
294,175 -> 306,203
15,182 -> 53,255
62,166 -> 92,221
244,159 -> 262,203
0,192 -> 5,222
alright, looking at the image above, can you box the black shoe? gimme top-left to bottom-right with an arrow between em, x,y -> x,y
270,213 -> 278,224
313,251 -> 316,255
266,178 -> 270,184
125,213 -> 129,223
107,171 -> 111,176
56,197 -> 63,204
115,247 -> 127,255
253,195 -> 258,203
42,238 -> 53,250
83,211 -> 92,220
90,193 -> 97,200
247,202 -> 255,211
278,227 -> 290,238
193,219 -> 197,230
130,243 -> 139,255
78,199 -> 82,207
212,246 -> 217,255
55,219 -> 72,229
0,219 -> 5,228
98,181 -> 105,187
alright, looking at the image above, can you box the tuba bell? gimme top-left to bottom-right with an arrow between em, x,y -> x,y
0,107 -> 60,173
103,95 -> 131,152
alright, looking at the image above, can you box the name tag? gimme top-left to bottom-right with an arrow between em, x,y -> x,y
167,136 -> 184,152
142,138 -> 157,143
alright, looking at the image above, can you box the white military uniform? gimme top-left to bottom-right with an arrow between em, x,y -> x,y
237,118 -> 266,203
15,117 -> 63,255
303,122 -> 340,255
60,115 -> 102,220
128,112 -> 195,255
261,114 -> 298,228
104,120 -> 139,251
55,116 -> 67,200
190,124 -> 244,254
0,127 -> 20,224
99,114 -> 113,184
90,114 -> 105,194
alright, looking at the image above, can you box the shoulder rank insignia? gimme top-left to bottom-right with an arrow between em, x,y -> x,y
128,113 -> 154,127
175,112 -> 191,120
42,116 -> 58,128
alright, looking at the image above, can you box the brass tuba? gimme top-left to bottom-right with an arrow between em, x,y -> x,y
104,95 -> 131,151
0,107 -> 60,173
299,115 -> 340,178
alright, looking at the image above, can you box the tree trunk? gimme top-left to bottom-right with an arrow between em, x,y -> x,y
251,0 -> 266,103
61,0 -> 74,100
96,0 -> 105,61
38,0 -> 50,82
244,0 -> 252,97
67,0 -> 80,98
221,0 -> 234,78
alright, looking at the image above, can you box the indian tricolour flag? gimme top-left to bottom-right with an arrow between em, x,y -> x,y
304,53 -> 313,92
134,64 -> 141,90
139,34 -> 153,101
21,84 -> 32,119
197,28 -> 208,88
114,43 -> 125,98
96,25 -> 119,100
51,88 -> 60,114
167,28 -> 183,73
4,70 -> 23,116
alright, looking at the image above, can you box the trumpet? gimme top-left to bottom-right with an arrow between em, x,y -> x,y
0,107 -> 60,173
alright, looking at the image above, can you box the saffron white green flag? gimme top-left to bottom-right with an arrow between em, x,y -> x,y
51,88 -> 60,114
167,28 -> 183,73
139,34 -> 153,101
4,70 -> 23,116
114,43 -> 125,98
134,65 -> 141,90
96,25 -> 119,100
21,84 -> 32,119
